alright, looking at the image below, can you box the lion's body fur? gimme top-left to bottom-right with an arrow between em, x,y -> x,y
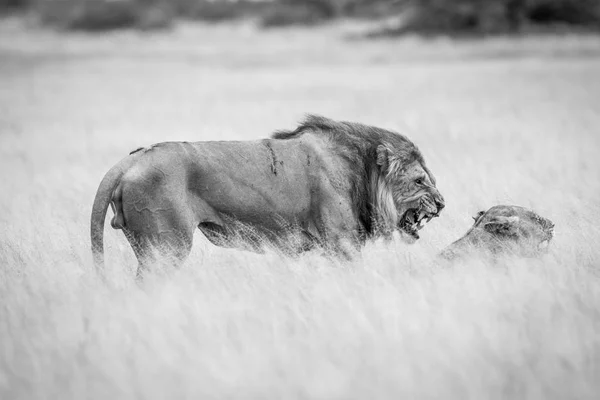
90,115 -> 443,276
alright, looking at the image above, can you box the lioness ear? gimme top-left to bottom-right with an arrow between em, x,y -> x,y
484,216 -> 519,235
472,210 -> 486,222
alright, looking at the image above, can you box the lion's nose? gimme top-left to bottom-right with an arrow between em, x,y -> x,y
435,196 -> 445,213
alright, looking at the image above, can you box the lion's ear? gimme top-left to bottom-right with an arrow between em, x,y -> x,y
376,144 -> 389,171
484,216 -> 519,235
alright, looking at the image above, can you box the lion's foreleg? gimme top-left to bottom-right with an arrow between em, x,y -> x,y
315,199 -> 362,261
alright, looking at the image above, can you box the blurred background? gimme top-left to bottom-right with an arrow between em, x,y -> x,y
2,1 -> 600,399
1,0 -> 599,33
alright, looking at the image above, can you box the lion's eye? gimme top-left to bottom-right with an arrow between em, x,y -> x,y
415,178 -> 423,185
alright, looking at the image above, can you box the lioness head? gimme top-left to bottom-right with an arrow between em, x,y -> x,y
440,205 -> 555,260
375,141 -> 445,242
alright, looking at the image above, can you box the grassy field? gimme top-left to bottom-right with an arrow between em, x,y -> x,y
1,20 -> 600,399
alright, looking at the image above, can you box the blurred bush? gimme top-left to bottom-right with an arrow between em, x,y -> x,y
262,0 -> 600,33
261,0 -> 346,27
0,0 -> 31,12
527,0 -> 600,26
9,0 -> 266,31
375,0 -> 600,35
33,0 -> 174,31
2,0 -> 599,33
176,0 -> 269,22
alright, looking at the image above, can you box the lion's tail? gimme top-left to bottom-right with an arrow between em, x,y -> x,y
90,153 -> 140,276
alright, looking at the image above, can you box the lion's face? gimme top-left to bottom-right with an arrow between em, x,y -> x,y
374,142 -> 444,242
440,205 -> 555,260
389,160 -> 445,242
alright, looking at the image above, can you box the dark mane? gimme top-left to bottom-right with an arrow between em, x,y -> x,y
272,115 -> 426,238
273,114 -> 424,163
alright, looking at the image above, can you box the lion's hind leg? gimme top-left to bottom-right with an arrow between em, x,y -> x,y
120,196 -> 196,279
124,225 -> 194,279
121,229 -> 153,279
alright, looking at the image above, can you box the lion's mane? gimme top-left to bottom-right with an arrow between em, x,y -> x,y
273,115 -> 426,239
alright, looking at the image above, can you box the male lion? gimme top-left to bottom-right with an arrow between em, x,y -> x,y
439,205 -> 554,261
91,115 -> 445,276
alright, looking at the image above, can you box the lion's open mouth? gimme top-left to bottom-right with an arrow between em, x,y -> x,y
399,209 -> 432,240
398,197 -> 439,240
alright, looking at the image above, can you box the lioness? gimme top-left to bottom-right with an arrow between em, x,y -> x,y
439,205 -> 554,260
91,115 -> 445,276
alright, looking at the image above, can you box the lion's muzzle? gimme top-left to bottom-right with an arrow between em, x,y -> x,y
399,190 -> 445,240
431,189 -> 445,216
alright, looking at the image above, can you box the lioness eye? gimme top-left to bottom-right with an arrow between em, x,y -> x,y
415,178 -> 423,185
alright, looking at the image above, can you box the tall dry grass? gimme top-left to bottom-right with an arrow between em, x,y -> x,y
1,22 -> 599,399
